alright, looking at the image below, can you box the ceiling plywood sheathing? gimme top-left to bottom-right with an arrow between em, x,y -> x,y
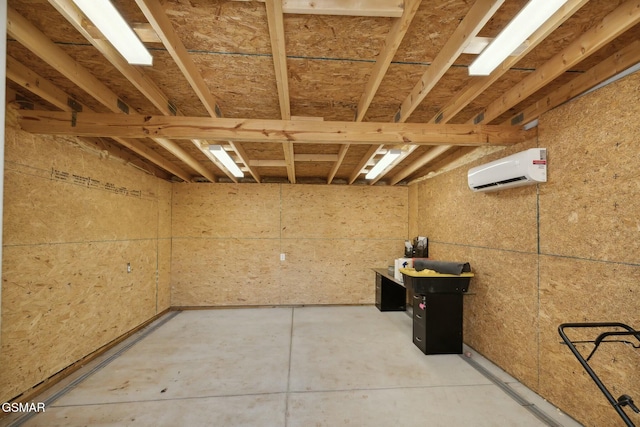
5,0 -> 639,184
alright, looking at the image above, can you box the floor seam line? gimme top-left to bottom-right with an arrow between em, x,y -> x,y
286,382 -> 495,395
48,391 -> 290,408
284,306 -> 295,427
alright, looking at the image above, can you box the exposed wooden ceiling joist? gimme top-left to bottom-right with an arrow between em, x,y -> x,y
250,154 -> 339,167
134,0 -> 220,118
505,39 -> 640,126
473,0 -> 640,125
85,22 -> 162,43
282,0 -> 404,17
233,0 -> 404,17
134,0 -> 261,183
6,6 -> 215,182
328,0 -> 421,185
390,145 -> 451,186
6,0 -> 637,186
17,111 -> 534,146
48,0 -> 246,183
429,0 -> 590,126
395,0 -> 506,124
355,0 -> 422,123
358,0 -> 505,185
394,0 -> 590,179
265,0 -> 295,183
7,8 -> 121,115
349,145 -> 380,185
6,56 -> 191,182
47,0 -> 173,116
228,141 -> 261,182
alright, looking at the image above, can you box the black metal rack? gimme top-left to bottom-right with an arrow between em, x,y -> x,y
558,322 -> 640,427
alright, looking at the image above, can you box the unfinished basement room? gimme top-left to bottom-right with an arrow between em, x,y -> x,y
1,0 -> 639,426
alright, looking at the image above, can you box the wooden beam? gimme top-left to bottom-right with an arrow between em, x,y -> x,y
135,0 -> 222,119
247,154 -> 341,167
50,0 -> 251,182
229,141 -> 261,182
17,111 -> 534,146
367,144 -> 415,185
349,145 -> 381,184
85,23 -> 161,43
429,0 -> 588,125
394,0 -> 505,123
131,23 -> 162,43
356,0 -> 503,185
335,0 -> 421,185
282,0 -> 403,17
389,0 -> 588,184
47,0 -> 173,116
338,0 -> 422,184
7,7 -> 122,114
327,144 -> 350,184
407,146 -> 478,185
6,56 -> 193,182
295,154 -> 339,162
389,145 -> 452,185
355,0 -> 422,122
6,56 -> 74,112
8,7 -> 217,183
473,0 -> 640,124
265,0 -> 296,183
230,0 -> 404,17
504,39 -> 640,126
134,0 -> 259,182
249,159 -> 286,167
48,0 -> 246,182
265,0 -> 291,120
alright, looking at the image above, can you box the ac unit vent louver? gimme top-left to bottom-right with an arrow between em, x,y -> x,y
468,149 -> 547,192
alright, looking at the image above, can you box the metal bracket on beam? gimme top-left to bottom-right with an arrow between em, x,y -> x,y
117,99 -> 129,114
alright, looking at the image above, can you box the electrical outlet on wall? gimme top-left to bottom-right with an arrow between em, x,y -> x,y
280,253 -> 286,261
127,262 -> 132,273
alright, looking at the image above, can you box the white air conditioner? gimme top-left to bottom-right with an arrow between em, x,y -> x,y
468,148 -> 547,192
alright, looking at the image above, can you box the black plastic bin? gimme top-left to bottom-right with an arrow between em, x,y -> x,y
402,274 -> 471,294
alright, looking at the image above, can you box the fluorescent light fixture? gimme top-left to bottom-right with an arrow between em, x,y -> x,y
208,145 -> 244,178
468,0 -> 567,76
365,149 -> 402,180
524,119 -> 539,130
72,0 -> 153,66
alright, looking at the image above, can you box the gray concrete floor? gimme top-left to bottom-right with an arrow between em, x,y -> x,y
3,306 -> 583,426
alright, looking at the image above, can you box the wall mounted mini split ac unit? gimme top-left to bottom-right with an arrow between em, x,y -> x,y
467,148 -> 547,192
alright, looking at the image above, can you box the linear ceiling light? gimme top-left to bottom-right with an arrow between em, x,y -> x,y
72,0 -> 153,66
208,145 -> 244,178
468,0 -> 567,76
365,149 -> 402,180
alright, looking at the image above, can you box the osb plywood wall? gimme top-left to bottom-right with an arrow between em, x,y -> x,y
0,106 -> 172,403
410,71 -> 640,427
171,184 -> 408,307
